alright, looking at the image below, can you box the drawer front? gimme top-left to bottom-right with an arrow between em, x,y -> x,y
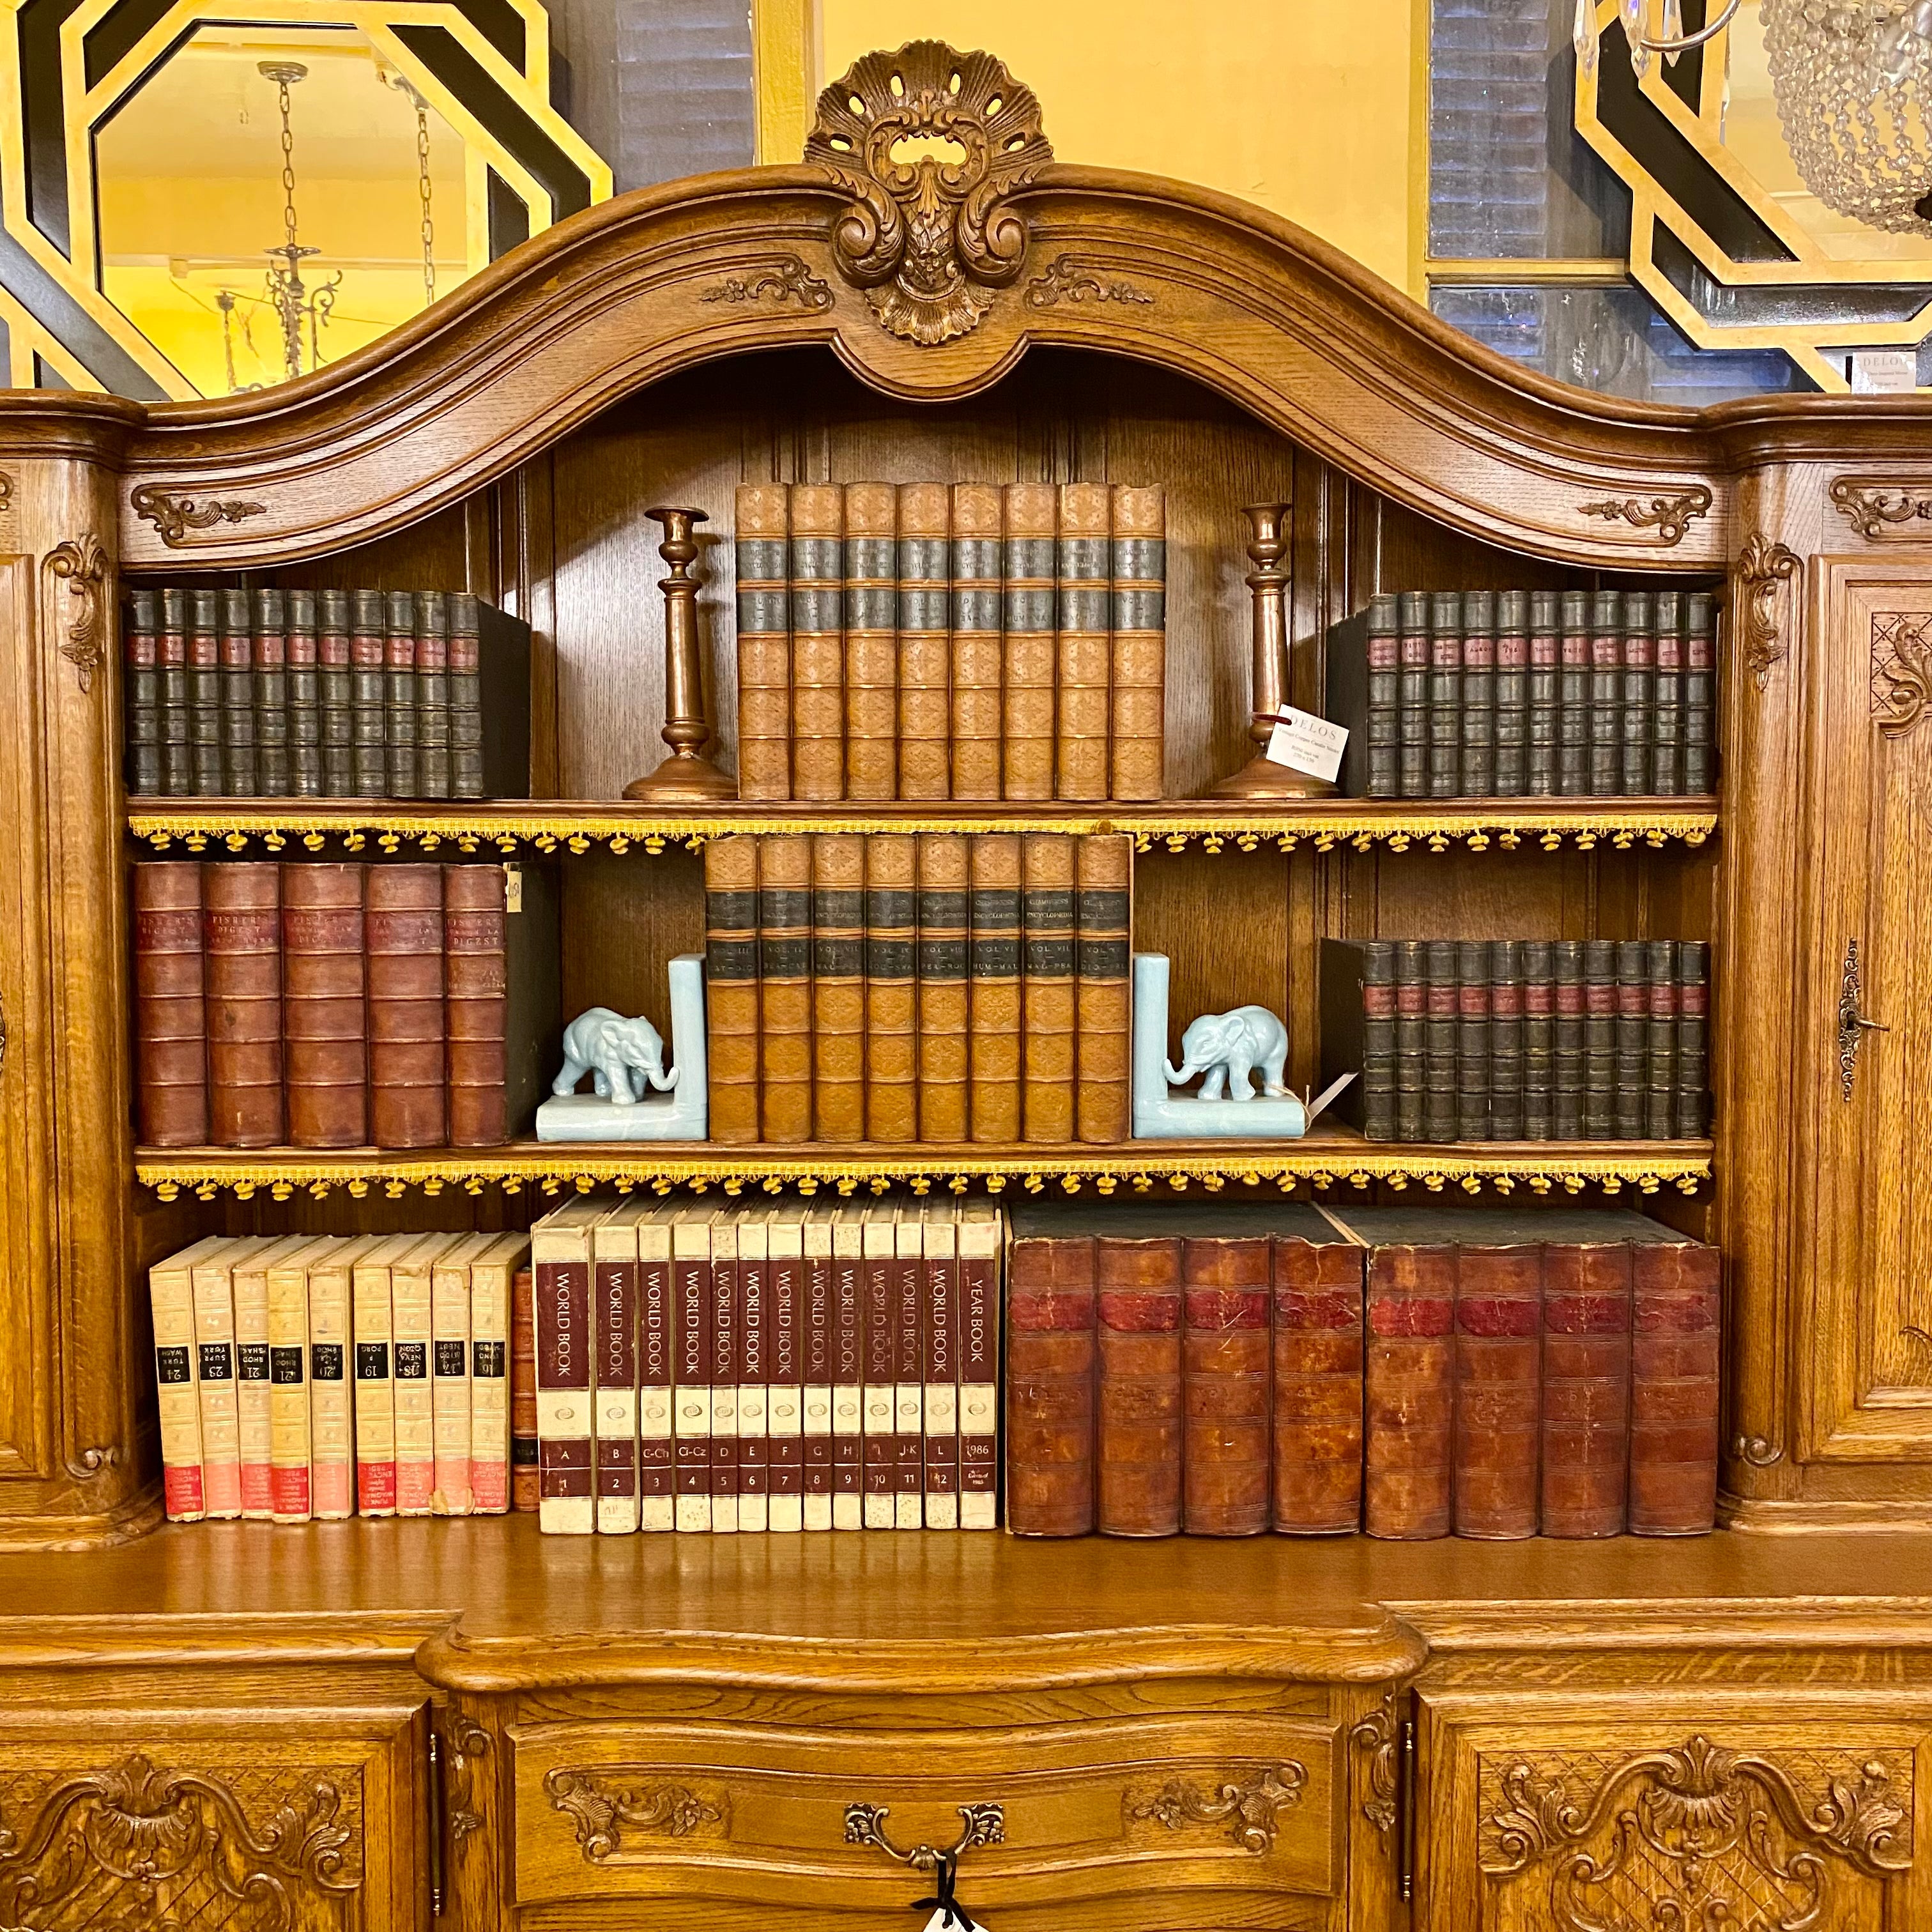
512,1714 -> 1340,1912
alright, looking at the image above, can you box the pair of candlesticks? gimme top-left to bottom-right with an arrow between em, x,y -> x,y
624,500 -> 1334,802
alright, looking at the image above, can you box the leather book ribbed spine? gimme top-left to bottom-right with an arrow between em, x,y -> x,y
204,864 -> 283,1147
1055,482 -> 1111,801
1452,1242 -> 1541,1539
1455,938 -> 1490,1141
1361,592 -> 1400,800
1423,939 -> 1459,1143
1557,588 -> 1590,796
125,588 -> 162,795
415,591 -> 452,801
1652,588 -> 1684,797
1676,940 -> 1710,1137
384,588 -> 419,798
1108,484 -> 1165,800
318,588 -> 355,797
1629,1238 -> 1721,1535
916,831 -> 970,1142
446,592 -> 486,801
1583,938 -> 1616,1138
735,484 -> 792,800
159,587 -> 192,795
1553,939 -> 1586,1138
135,862 -> 208,1147
254,586 -> 291,798
1075,833 -> 1131,1143
286,589 -> 323,798
1001,483 -> 1057,801
898,482 -> 952,801
1096,1232 -> 1183,1537
1489,940 -> 1524,1141
349,589 -> 388,798
1459,588 -> 1496,797
1683,591 -> 1716,795
1426,590 -> 1461,799
704,837 -> 761,1145
843,482 -> 898,800
1494,589 -> 1528,797
1363,1242 -> 1454,1539
365,863 -> 446,1149
1614,939 -> 1648,1140
1360,942 -> 1397,1141
1396,590 -> 1429,798
1021,832 -> 1077,1142
810,834 -> 866,1142
862,832 -> 917,1142
1004,1225 -> 1095,1536
789,483 -> 846,801
445,864 -> 509,1148
758,833 -> 813,1143
282,863 -> 366,1149
510,1264 -> 539,1511
1526,588 -> 1560,797
1394,939 -> 1427,1142
188,588 -> 224,797
219,588 -> 257,797
1587,588 -> 1622,797
950,482 -> 1004,799
1539,1239 -> 1632,1537
1521,940 -> 1555,1140
969,832 -> 1022,1142
1271,1234 -> 1364,1534
1620,588 -> 1655,796
1181,1233 -> 1271,1536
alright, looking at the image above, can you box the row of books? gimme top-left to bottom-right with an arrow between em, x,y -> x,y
133,862 -> 556,1150
1321,937 -> 1711,1143
150,1232 -> 528,1521
528,1199 -> 1002,1532
125,587 -> 530,802
735,482 -> 1165,803
1325,587 -> 1717,801
705,832 -> 1133,1146
1006,1201 -> 1719,1542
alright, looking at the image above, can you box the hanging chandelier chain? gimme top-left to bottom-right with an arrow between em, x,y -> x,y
415,91 -> 436,309
277,72 -> 299,251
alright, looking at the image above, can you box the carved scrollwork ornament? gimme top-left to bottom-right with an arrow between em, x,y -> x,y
42,534 -> 110,694
1125,1761 -> 1305,1853
130,486 -> 266,546
1871,610 -> 1932,737
0,471 -> 13,514
444,1715 -> 491,1841
1026,256 -> 1154,309
543,1768 -> 722,1861
1349,1692 -> 1401,1835
1576,484 -> 1713,546
700,257 -> 834,310
805,41 -> 1053,345
1735,533 -> 1802,691
1730,1434 -> 1784,1466
1830,477 -> 1932,539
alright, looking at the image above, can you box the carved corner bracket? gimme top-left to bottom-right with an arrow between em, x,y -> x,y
1735,533 -> 1802,691
1830,477 -> 1932,539
42,535 -> 110,694
804,40 -> 1053,345
543,1768 -> 723,1862
131,484 -> 266,546
1126,1762 -> 1305,1853
1577,484 -> 1713,546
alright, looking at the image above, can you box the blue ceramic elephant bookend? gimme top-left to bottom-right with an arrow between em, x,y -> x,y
534,954 -> 709,1142
1165,1005 -> 1291,1101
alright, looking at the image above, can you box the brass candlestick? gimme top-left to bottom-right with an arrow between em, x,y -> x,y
624,505 -> 735,801
1213,500 -> 1337,799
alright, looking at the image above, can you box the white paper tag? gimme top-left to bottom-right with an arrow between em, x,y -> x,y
1264,707 -> 1347,783
921,1913 -> 989,1932
503,862 -> 523,914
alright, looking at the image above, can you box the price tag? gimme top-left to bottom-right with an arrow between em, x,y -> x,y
1264,707 -> 1347,784
921,1913 -> 990,1932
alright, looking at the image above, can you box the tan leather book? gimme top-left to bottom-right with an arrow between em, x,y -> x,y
916,832 -> 970,1142
843,482 -> 898,800
445,864 -> 509,1148
758,833 -> 813,1142
789,482 -> 845,801
1055,482 -> 1112,801
811,834 -> 866,1142
1075,833 -> 1132,1142
135,861 -> 208,1148
863,833 -> 917,1142
703,836 -> 761,1144
1096,1222 -> 1184,1537
968,832 -> 1022,1142
366,864 -> 446,1149
282,863 -> 366,1149
204,863 -> 283,1147
735,482 -> 792,799
1004,1204 -> 1095,1536
1109,484 -> 1166,799
1001,484 -> 1057,801
897,482 -> 951,800
1181,1225 -> 1271,1537
950,482 -> 1004,798
1021,833 -> 1077,1143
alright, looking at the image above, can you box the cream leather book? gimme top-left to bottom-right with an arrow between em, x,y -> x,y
672,1205 -> 714,1533
894,1206 -> 926,1529
191,1236 -> 263,1521
532,1199 -> 608,1536
710,1212 -> 740,1535
958,1200 -> 1002,1529
593,1199 -> 648,1535
351,1233 -> 422,1519
801,1202 -> 836,1531
922,1202 -> 959,1531
391,1234 -> 458,1517
307,1235 -> 383,1521
149,1236 -> 234,1522
263,1234 -> 336,1524
229,1234 -> 311,1521
431,1232 -> 496,1515
467,1232 -> 529,1514
637,1206 -> 675,1531
861,1205 -> 897,1530
736,1208 -> 770,1534
831,1205 -> 864,1531
767,1208 -> 804,1533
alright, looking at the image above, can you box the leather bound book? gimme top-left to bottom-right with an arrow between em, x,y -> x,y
843,482 -> 898,801
281,862 -> 367,1149
957,1199 -> 1000,1528
1629,1232 -> 1721,1535
1395,939 -> 1427,1142
811,834 -> 866,1142
134,861 -> 208,1147
1587,588 -> 1622,797
429,1232 -> 484,1517
190,1237 -> 250,1519
1553,939 -> 1586,1139
767,1210 -> 804,1531
318,588 -> 355,797
1002,482 -> 1058,801
704,837 -> 762,1145
365,863 -> 446,1149
125,588 -> 162,795
1271,1205 -> 1366,1535
831,1206 -> 864,1527
384,589 -> 420,798
950,482 -> 1004,799
861,1205 -> 897,1528
1620,588 -> 1655,797
1055,482 -> 1112,802
916,832 -> 970,1143
1452,1241 -> 1542,1539
1557,588 -> 1590,797
1423,939 -> 1459,1144
1094,1216 -> 1184,1537
159,586 -> 192,795
671,1208 -> 715,1532
1540,1226 -> 1632,1537
1426,589 -> 1462,798
533,1199 -> 603,1535
1396,589 -> 1429,798
1583,937 -> 1616,1139
510,1262 -> 539,1512
636,1210 -> 675,1531
1075,833 -> 1132,1143
188,587 -> 224,797
968,832 -> 1023,1142
470,1232 -> 527,1515
1455,938 -> 1491,1142
451,595 -> 531,800
349,589 -> 388,797
1521,939 -> 1555,1141
892,1208 -> 925,1527
1181,1220 -> 1272,1537
1494,589 -> 1528,797
349,1234 -> 411,1517
445,864 -> 509,1148
921,1202 -> 960,1529
709,1213 -> 742,1532
898,482 -> 952,801
790,482 -> 847,801
758,833 -> 813,1143
266,1234 -> 327,1521
218,587 -> 257,797
285,589 -> 323,798
1614,939 -> 1648,1140
1489,940 -> 1525,1141
1683,590 -> 1717,795
1108,484 -> 1166,801
1351,593 -> 1400,799
204,863 -> 283,1147
1459,588 -> 1496,798
1676,940 -> 1710,1138
802,1204 -> 835,1528
415,591 -> 452,802
1021,832 -> 1077,1143
227,1234 -> 286,1519
391,1233 -> 448,1516
151,1238 -> 224,1519
307,1236 -> 374,1521
252,586 -> 291,798
1004,1202 -> 1096,1537
1652,588 -> 1684,797
862,832 -> 917,1142
1526,588 -> 1560,797
735,483 -> 793,800
736,1212 -> 769,1531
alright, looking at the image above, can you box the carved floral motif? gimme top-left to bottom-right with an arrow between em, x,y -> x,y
42,535 -> 110,695
444,1717 -> 490,1842
130,487 -> 266,547
1829,478 -> 1932,539
1349,1692 -> 1401,1836
542,1768 -> 723,1861
700,257 -> 833,311
1025,257 -> 1154,309
1575,485 -> 1713,546
1871,610 -> 1932,738
1735,533 -> 1802,691
1125,1762 -> 1305,1853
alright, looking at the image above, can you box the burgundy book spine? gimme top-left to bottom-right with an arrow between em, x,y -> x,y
769,1230 -> 802,1510
444,865 -> 508,1147
1181,1235 -> 1271,1537
1452,1243 -> 1542,1539
893,1228 -> 924,1512
134,862 -> 208,1146
1540,1241 -> 1633,1537
739,1232 -> 767,1512
365,864 -> 446,1148
1094,1234 -> 1183,1538
1271,1236 -> 1364,1534
832,1227 -> 863,1514
673,1233 -> 711,1514
711,1233 -> 740,1512
596,1238 -> 638,1519
204,864 -> 283,1147
1004,1232 -> 1096,1536
923,1223 -> 958,1520
1363,1244 -> 1454,1540
639,1234 -> 673,1511
510,1266 -> 539,1512
804,1227 -> 833,1509
1629,1241 -> 1721,1535
282,862 -> 367,1149
862,1226 -> 896,1518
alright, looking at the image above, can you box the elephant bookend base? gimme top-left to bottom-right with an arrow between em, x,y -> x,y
1132,953 -> 1312,1139
535,953 -> 709,1142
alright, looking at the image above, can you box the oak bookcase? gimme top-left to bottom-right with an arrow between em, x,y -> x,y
0,41 -> 1928,1932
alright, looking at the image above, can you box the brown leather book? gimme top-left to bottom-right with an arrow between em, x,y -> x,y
863,833 -> 917,1142
1096,1220 -> 1183,1537
968,832 -> 1022,1142
1452,1241 -> 1542,1539
1075,833 -> 1131,1142
281,863 -> 366,1149
811,834 -> 865,1142
1020,832 -> 1077,1142
897,482 -> 951,801
510,1263 -> 539,1512
1271,1209 -> 1365,1534
365,864 -> 446,1149
789,482 -> 845,801
735,483 -> 792,800
1181,1223 -> 1272,1535
1004,1204 -> 1095,1536
1055,482 -> 1112,801
204,864 -> 283,1147
134,861 -> 208,1147
704,837 -> 761,1144
1629,1235 -> 1721,1535
1001,483 -> 1057,801
843,482 -> 898,800
916,832 -> 970,1142
758,834 -> 813,1142
445,865 -> 509,1148
383,588 -> 420,800
1540,1234 -> 1632,1537
950,483 -> 1004,798
1108,484 -> 1165,800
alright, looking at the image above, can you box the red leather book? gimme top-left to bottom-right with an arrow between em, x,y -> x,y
204,864 -> 283,1147
1004,1206 -> 1096,1537
1452,1241 -> 1542,1539
444,864 -> 508,1147
1629,1234 -> 1721,1535
860,1205 -> 897,1529
134,862 -> 208,1147
510,1264 -> 539,1512
1181,1225 -> 1271,1537
710,1217 -> 740,1529
281,863 -> 366,1149
1271,1208 -> 1365,1535
1094,1222 -> 1183,1538
1540,1234 -> 1633,1537
365,864 -> 446,1148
